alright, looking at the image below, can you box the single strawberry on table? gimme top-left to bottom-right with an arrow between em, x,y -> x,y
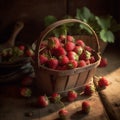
37,95 -> 49,107
82,101 -> 91,114
98,77 -> 109,88
58,108 -> 68,120
84,84 -> 95,96
51,93 -> 61,103
67,90 -> 78,102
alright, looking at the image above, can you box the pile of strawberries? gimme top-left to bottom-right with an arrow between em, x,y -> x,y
0,45 -> 34,63
39,35 -> 97,70
19,75 -> 109,119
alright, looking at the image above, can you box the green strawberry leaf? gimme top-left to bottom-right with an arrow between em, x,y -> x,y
95,16 -> 112,30
76,7 -> 95,22
100,29 -> 115,43
44,15 -> 57,27
79,24 -> 92,35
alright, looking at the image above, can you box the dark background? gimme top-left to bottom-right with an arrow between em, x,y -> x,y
0,0 -> 120,45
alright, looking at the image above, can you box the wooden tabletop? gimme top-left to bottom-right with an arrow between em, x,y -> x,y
0,45 -> 120,120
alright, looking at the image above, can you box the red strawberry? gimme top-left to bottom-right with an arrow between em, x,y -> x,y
54,47 -> 67,57
59,55 -> 69,65
65,42 -> 75,51
67,90 -> 78,102
67,51 -> 79,61
85,59 -> 90,65
39,54 -> 48,64
47,58 -> 58,69
84,84 -> 95,96
59,35 -> 66,42
40,41 -> 48,49
67,60 -> 78,69
78,60 -> 86,67
20,87 -> 32,97
18,45 -> 25,51
67,35 -> 75,42
89,56 -> 96,63
26,48 -> 34,57
51,93 -> 61,103
21,76 -> 33,86
37,95 -> 49,107
98,77 -> 109,88
76,40 -> 85,47
48,37 -> 60,49
58,108 -> 68,120
79,50 -> 91,61
85,45 -> 93,52
99,57 -> 108,67
82,101 -> 91,114
74,46 -> 83,55
56,65 -> 67,70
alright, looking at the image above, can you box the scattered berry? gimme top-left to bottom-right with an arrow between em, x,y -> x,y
37,95 -> 49,107
51,93 -> 61,103
58,108 -> 68,120
84,84 -> 95,96
67,90 -> 78,102
98,77 -> 109,88
82,101 -> 91,114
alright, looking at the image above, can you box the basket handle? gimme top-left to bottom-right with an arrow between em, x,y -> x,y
35,19 -> 100,67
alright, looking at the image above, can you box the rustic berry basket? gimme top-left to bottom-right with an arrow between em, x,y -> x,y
35,19 -> 101,95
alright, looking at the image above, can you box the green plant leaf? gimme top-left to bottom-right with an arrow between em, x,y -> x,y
79,24 -> 92,35
96,16 -> 112,30
76,7 -> 94,22
44,15 -> 57,27
100,29 -> 114,43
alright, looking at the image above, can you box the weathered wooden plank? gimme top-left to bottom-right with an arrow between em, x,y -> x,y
94,68 -> 120,120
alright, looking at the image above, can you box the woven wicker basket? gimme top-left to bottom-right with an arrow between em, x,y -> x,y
34,19 -> 101,95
